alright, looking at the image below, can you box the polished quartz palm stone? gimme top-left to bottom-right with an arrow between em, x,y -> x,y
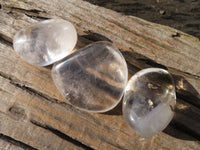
123,68 -> 176,137
52,41 -> 128,112
13,19 -> 77,66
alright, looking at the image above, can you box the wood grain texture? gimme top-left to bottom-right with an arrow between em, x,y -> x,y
0,0 -> 200,149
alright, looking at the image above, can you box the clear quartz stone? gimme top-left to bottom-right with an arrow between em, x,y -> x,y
52,41 -> 128,113
13,19 -> 77,66
123,68 -> 176,137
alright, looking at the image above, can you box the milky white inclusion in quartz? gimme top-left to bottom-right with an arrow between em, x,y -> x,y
13,19 -> 77,66
123,68 -> 176,137
52,41 -> 128,113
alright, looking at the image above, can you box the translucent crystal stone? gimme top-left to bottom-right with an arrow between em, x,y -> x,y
13,19 -> 77,66
123,68 -> 176,137
52,41 -> 128,113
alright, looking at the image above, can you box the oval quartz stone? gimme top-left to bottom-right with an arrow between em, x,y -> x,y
13,19 -> 77,66
52,41 -> 128,112
123,68 -> 176,137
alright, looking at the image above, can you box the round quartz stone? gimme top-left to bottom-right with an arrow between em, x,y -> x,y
13,19 -> 77,66
123,68 -> 176,137
52,41 -> 128,113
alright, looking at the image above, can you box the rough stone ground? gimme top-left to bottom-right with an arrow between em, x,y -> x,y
85,0 -> 200,39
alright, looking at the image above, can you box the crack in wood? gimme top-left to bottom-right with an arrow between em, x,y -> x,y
24,13 -> 50,20
30,120 -> 94,150
136,58 -> 167,69
0,33 -> 13,46
2,5 -> 50,21
0,71 -> 64,105
172,32 -> 181,38
4,6 -> 44,14
171,120 -> 200,141
0,133 -> 37,150
168,67 -> 200,80
14,82 -> 63,104
176,91 -> 200,108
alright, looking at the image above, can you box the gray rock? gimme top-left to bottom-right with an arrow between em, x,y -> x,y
123,68 -> 176,137
52,41 -> 128,113
13,19 -> 77,66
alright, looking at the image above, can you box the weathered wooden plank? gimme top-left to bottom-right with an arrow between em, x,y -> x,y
1,0 -> 200,100
6,0 -> 200,77
0,70 -> 199,150
0,0 -> 200,149
0,9 -> 199,139
0,138 -> 25,150
0,76 -> 92,150
0,114 -> 89,150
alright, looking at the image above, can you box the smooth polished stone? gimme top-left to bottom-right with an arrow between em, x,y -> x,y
123,68 -> 176,137
52,41 -> 128,113
13,19 -> 77,66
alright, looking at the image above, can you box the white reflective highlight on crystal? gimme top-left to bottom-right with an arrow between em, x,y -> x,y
52,41 -> 128,113
13,19 -> 77,66
123,68 -> 176,137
